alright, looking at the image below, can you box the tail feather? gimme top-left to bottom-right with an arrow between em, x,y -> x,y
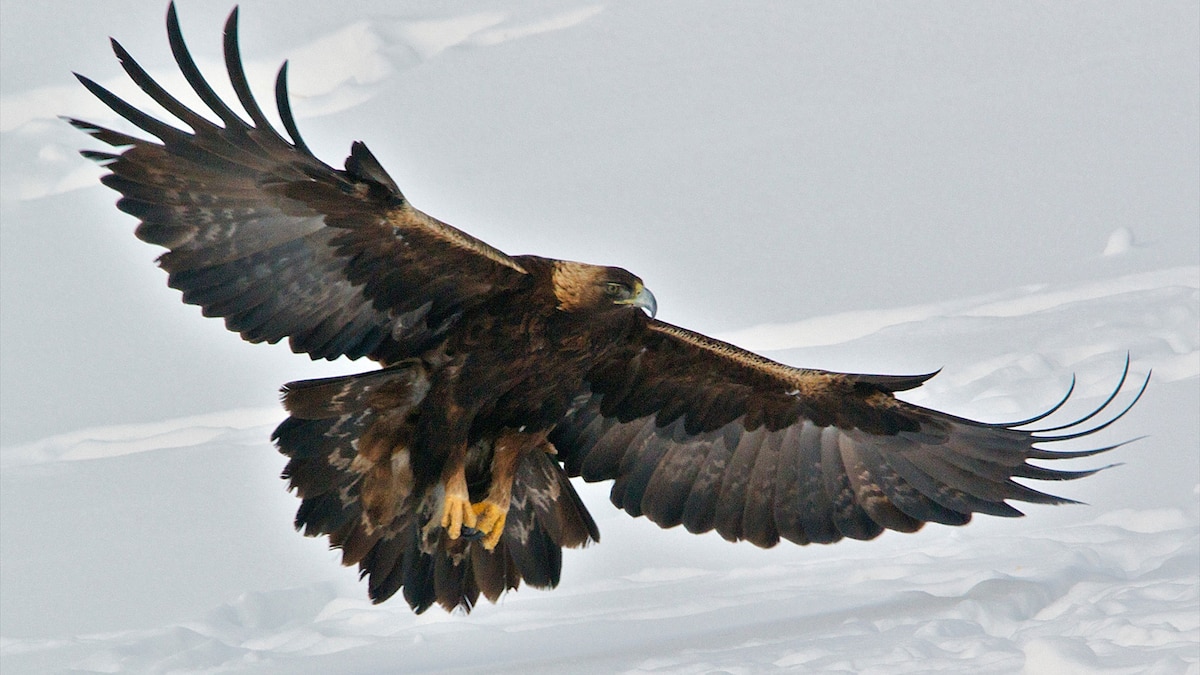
381,450 -> 600,613
273,365 -> 600,613
280,360 -> 429,419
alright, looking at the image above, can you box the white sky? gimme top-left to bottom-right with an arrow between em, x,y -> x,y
1,1 -> 1196,448
0,3 -> 1196,670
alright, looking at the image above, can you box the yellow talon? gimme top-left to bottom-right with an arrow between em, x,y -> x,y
472,501 -> 508,550
440,492 -> 476,540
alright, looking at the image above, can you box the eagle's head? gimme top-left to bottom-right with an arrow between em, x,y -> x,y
552,261 -> 657,318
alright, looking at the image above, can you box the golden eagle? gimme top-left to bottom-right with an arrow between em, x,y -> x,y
71,5 -> 1145,613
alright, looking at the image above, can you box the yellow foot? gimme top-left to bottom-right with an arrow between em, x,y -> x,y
440,492 -> 476,540
471,501 -> 508,550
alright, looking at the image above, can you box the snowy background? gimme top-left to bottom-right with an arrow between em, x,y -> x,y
1,1 -> 1197,672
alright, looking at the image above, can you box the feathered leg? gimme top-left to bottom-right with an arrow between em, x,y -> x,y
438,447 -> 477,540
473,430 -> 553,549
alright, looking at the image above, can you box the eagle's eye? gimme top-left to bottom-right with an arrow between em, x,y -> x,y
604,282 -> 630,299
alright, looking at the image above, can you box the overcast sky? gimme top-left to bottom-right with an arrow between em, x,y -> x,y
1,0 -> 1196,448
1,7 -> 1197,668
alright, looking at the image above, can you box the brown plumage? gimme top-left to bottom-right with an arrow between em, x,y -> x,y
72,4 -> 1146,614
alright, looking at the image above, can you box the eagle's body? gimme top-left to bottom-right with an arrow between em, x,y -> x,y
72,4 -> 1145,614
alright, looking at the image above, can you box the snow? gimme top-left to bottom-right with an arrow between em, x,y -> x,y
2,271 -> 1195,674
1,1 -> 1197,673
1104,228 -> 1136,258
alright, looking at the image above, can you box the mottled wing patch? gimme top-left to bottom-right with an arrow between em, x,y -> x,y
72,5 -> 528,364
553,325 -> 1145,548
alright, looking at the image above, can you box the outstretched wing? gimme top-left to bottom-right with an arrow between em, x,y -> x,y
69,4 -> 528,363
551,320 -> 1146,548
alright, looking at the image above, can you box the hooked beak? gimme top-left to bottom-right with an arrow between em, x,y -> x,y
631,283 -> 657,318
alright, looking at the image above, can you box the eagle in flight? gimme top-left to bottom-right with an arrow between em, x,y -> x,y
72,4 -> 1145,614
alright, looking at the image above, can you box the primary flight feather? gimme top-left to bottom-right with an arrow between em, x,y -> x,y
71,4 -> 1145,614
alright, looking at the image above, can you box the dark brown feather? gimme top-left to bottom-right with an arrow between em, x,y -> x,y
551,320 -> 1142,547
712,426 -> 766,542
73,3 -> 529,366
272,363 -> 601,613
742,427 -> 784,547
679,426 -> 740,535
640,434 -> 709,529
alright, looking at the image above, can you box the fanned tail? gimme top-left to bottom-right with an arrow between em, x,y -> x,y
273,362 -> 599,613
